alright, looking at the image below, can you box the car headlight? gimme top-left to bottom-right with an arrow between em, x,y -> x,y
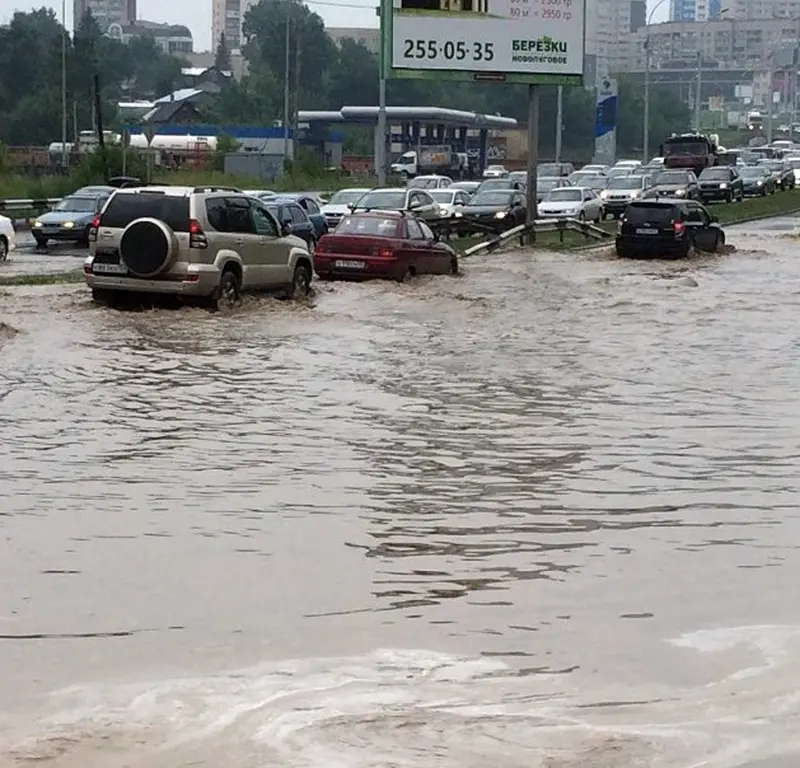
757,181 -> 763,186
495,211 -> 506,219
62,221 -> 75,229
720,183 -> 728,189
675,189 -> 685,196
454,211 -> 463,218
600,190 -> 609,199
33,221 -> 42,228
630,190 -> 640,198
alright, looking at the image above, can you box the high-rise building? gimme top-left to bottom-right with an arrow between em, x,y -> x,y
670,0 -> 721,20
211,0 -> 258,53
585,0 -> 641,73
720,0 -> 800,17
74,0 -> 136,31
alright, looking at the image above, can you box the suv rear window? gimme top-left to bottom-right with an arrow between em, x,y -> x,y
625,203 -> 678,225
101,192 -> 190,231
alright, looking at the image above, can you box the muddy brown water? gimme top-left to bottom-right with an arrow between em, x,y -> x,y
2,219 -> 800,767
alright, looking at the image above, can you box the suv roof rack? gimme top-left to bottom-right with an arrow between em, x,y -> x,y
193,186 -> 242,193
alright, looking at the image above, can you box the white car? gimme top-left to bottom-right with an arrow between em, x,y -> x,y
537,187 -> 604,222
483,164 -> 508,178
320,187 -> 370,230
614,159 -> 642,169
430,188 -> 472,217
407,174 -> 453,190
0,214 -> 16,260
582,164 -> 609,174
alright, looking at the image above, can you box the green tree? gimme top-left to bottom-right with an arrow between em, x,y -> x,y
242,0 -> 335,106
214,32 -> 232,71
327,39 -> 378,108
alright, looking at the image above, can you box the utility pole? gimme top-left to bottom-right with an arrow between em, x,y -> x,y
61,0 -> 68,169
555,85 -> 563,162
376,0 -> 387,185
525,85 -> 539,244
643,38 -> 650,161
694,51 -> 703,133
282,13 -> 290,164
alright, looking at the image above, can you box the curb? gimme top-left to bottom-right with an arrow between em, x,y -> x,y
721,207 -> 800,227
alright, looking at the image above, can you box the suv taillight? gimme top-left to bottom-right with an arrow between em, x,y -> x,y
189,219 -> 207,249
673,221 -> 686,235
88,215 -> 101,242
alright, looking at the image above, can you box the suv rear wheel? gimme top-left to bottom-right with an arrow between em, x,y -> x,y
213,267 -> 241,310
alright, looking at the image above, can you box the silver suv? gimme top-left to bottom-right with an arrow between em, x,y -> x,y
84,185 -> 314,308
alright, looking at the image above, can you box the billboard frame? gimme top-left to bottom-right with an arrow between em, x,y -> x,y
380,0 -> 586,86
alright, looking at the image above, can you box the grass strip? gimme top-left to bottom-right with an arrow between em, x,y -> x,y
0,271 -> 84,286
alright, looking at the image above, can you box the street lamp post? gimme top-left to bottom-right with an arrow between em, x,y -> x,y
643,0 -> 671,163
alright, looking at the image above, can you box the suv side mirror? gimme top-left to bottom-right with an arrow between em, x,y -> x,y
408,201 -> 422,211
281,221 -> 293,236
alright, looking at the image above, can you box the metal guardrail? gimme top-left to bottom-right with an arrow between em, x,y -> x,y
0,198 -> 62,212
462,218 -> 611,258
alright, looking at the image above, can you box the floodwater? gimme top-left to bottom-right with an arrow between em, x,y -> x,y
1,219 -> 800,767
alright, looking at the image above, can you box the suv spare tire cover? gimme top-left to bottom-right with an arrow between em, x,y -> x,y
120,218 -> 176,278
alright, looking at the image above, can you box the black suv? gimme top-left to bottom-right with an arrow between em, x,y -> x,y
616,199 -> 725,259
698,166 -> 744,203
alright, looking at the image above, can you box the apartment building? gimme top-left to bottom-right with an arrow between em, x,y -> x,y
585,0 -> 646,73
720,0 -> 800,18
671,0 -> 722,21
211,0 -> 259,53
74,0 -> 136,31
625,16 -> 799,70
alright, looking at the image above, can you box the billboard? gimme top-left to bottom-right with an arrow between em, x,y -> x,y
382,0 -> 586,85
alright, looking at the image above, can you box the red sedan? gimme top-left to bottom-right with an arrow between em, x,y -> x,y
315,211 -> 459,282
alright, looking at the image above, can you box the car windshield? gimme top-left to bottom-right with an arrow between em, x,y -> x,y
606,168 -> 631,177
765,162 -> 783,171
700,169 -> 730,180
355,191 -> 406,209
625,203 -> 676,225
656,172 -> 691,185
430,190 -> 456,203
538,178 -> 562,191
55,196 -> 96,212
538,163 -> 562,176
789,159 -> 800,169
546,189 -> 582,202
469,191 -> 513,206
608,177 -> 641,189
740,168 -> 765,178
663,141 -> 709,156
327,189 -> 368,205
335,215 -> 399,237
408,177 -> 443,189
508,173 -> 527,184
478,179 -> 514,191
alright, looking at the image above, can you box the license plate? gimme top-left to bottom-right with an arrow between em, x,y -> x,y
334,259 -> 365,269
92,262 -> 128,274
636,228 -> 659,235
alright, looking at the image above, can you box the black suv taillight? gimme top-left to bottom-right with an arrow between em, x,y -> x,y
88,214 -> 101,242
189,219 -> 207,249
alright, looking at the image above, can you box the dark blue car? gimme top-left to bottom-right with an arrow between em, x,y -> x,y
274,194 -> 328,240
264,200 -> 317,248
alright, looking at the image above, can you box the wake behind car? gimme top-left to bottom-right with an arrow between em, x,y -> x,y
315,211 -> 458,281
85,186 -> 313,308
33,185 -> 115,248
320,188 -> 370,230
350,187 -> 441,222
600,175 -> 655,218
538,187 -> 603,222
740,165 -> 775,196
652,169 -> 700,199
698,166 -> 744,203
457,188 -> 527,233
616,199 -> 725,259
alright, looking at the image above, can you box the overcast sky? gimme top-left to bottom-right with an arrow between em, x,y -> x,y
0,0 -> 667,53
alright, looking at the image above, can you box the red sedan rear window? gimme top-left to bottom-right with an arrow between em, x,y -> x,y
336,215 -> 399,237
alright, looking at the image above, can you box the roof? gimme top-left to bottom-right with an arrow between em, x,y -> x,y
142,101 -> 201,124
298,106 -> 517,129
155,88 -> 205,104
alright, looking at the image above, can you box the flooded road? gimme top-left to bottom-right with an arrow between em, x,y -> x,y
1,218 -> 800,767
